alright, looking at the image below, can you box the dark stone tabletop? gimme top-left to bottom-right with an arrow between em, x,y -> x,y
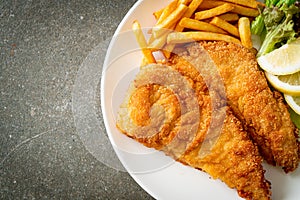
0,0 -> 154,199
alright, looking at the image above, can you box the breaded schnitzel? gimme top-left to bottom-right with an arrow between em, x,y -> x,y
180,108 -> 271,200
117,46 -> 271,199
172,41 -> 299,172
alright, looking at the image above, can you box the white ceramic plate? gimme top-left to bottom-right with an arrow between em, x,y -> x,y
101,0 -> 300,199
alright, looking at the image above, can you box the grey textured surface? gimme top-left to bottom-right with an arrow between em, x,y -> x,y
0,0 -> 154,199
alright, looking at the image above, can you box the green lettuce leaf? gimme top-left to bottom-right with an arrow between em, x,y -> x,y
289,108 -> 300,131
257,3 -> 299,57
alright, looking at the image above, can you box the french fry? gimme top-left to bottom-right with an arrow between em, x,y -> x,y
152,4 -> 188,38
156,0 -> 178,24
197,0 -> 221,9
210,17 -> 239,37
167,31 -> 241,45
148,0 -> 179,44
132,20 -> 156,64
148,26 -> 175,50
179,17 -> 227,34
135,0 -> 261,62
221,0 -> 257,9
148,34 -> 169,50
163,43 -> 175,59
231,3 -> 259,17
198,1 -> 260,17
195,3 -> 234,20
178,0 -> 192,5
183,0 -> 205,19
238,17 -> 252,48
218,13 -> 239,22
153,8 -> 164,20
164,0 -> 205,58
140,56 -> 149,67
174,0 -> 205,31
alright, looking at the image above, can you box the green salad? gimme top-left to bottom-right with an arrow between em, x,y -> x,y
251,0 -> 300,57
251,0 -> 300,132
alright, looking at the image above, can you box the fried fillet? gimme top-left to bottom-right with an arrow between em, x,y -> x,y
117,46 -> 271,199
180,109 -> 271,200
179,41 -> 299,172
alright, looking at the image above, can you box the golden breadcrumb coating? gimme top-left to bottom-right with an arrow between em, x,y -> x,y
117,42 -> 273,199
191,41 -> 299,172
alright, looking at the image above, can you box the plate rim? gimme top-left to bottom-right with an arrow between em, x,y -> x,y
100,0 -> 164,199
100,0 -> 300,199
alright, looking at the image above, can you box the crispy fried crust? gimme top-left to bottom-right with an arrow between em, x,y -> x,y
117,44 -> 272,199
168,48 -> 271,199
186,41 -> 299,172
180,109 -> 271,200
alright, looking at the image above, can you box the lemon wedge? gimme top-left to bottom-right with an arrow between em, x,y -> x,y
265,71 -> 300,96
285,95 -> 300,115
257,38 -> 300,75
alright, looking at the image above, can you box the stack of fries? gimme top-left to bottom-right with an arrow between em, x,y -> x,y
132,0 -> 263,65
